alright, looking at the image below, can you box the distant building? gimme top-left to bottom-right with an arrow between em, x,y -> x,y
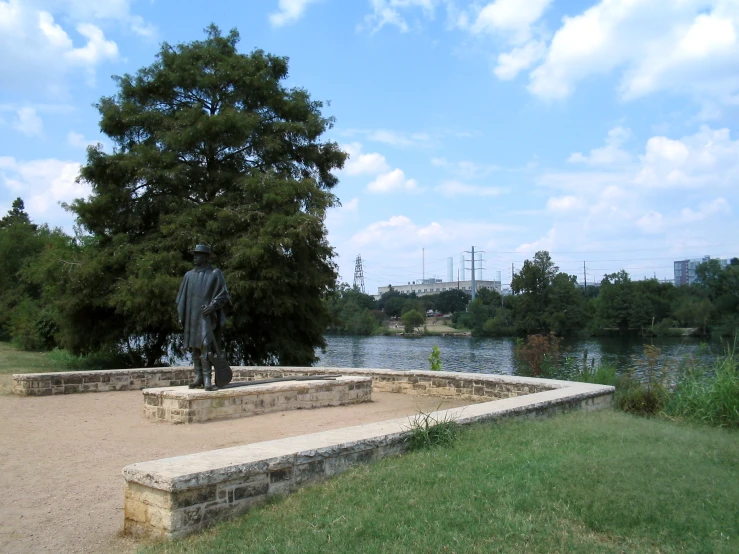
674,256 -> 732,286
377,279 -> 501,298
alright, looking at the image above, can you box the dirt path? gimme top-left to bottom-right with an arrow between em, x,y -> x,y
0,389 -> 471,553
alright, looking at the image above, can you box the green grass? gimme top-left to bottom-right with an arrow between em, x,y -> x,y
142,410 -> 739,554
664,350 -> 739,429
0,341 -> 64,393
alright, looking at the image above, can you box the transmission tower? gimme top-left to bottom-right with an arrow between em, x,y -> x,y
464,246 -> 485,300
353,254 -> 366,293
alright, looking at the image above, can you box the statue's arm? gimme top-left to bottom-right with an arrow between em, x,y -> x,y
176,274 -> 189,324
201,269 -> 230,315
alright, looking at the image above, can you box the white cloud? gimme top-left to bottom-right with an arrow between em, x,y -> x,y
12,107 -> 44,137
27,0 -> 155,35
341,143 -> 390,175
471,0 -> 552,44
0,1 -> 119,92
367,129 -> 434,148
568,126 -> 632,166
634,126 -> 739,188
522,126 -> 739,275
636,211 -> 664,234
367,168 -> 419,193
431,157 -> 499,178
494,40 -> 546,80
0,157 -> 87,228
269,0 -> 322,27
67,131 -> 99,149
680,197 -> 731,222
546,195 -> 586,213
434,180 -> 505,197
361,0 -> 436,33
351,214 -> 512,249
527,0 -> 739,107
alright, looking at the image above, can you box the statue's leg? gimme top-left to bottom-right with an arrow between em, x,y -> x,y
202,352 -> 217,391
188,348 -> 204,388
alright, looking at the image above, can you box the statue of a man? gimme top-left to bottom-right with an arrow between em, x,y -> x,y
176,244 -> 231,391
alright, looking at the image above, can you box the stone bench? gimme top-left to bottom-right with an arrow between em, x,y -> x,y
143,376 -> 372,424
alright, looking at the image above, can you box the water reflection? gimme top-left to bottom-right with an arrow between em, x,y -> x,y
317,335 -> 728,377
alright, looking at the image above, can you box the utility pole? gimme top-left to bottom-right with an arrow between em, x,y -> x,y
422,247 -> 425,282
511,263 -> 514,295
584,261 -> 587,290
464,246 -> 484,300
457,268 -> 460,290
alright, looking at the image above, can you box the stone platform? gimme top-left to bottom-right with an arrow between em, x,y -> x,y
143,376 -> 372,424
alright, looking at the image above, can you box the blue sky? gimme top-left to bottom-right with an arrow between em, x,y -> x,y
2,0 -> 739,295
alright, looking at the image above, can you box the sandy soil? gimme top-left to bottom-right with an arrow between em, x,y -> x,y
0,389 -> 472,554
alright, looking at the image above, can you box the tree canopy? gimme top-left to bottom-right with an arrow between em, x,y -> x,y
57,25 -> 346,365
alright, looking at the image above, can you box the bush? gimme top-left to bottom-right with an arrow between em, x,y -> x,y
614,375 -> 668,415
614,345 -> 669,415
515,334 -> 561,377
9,298 -> 57,351
428,345 -> 441,371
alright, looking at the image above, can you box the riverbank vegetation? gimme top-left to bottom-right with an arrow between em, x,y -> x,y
142,409 -> 739,554
511,334 -> 739,429
323,250 -> 738,341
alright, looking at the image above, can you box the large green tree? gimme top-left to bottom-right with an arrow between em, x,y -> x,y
62,25 -> 346,365
510,251 -> 583,335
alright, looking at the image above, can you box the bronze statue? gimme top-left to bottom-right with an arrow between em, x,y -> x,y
176,244 -> 231,391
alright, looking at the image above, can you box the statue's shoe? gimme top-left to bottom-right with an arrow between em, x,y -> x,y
204,384 -> 218,391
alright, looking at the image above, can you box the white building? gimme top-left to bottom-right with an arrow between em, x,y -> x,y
674,256 -> 733,286
377,279 -> 501,298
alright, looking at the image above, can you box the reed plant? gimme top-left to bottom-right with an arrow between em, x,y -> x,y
664,344 -> 739,429
404,404 -> 460,450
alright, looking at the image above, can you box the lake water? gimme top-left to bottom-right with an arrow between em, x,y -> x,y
316,335 -> 730,378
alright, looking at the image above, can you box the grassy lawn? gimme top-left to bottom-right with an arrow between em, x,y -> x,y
0,341 -> 64,394
143,410 -> 739,554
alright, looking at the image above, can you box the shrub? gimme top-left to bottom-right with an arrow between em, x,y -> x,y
9,298 -> 57,351
404,406 -> 459,450
515,334 -> 561,377
571,350 -> 617,386
615,345 -> 669,415
428,345 -> 442,371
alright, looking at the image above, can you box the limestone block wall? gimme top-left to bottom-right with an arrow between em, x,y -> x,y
13,366 -> 555,401
12,367 -> 193,396
124,433 -> 407,538
143,377 -> 372,423
123,381 -> 615,539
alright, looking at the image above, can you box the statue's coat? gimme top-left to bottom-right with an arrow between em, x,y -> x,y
176,265 -> 230,349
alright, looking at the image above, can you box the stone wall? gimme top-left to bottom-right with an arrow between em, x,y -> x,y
143,377 -> 373,423
123,381 -> 614,538
13,366 -> 555,401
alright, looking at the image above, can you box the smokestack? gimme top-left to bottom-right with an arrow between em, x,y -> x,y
447,257 -> 453,282
460,254 -> 465,281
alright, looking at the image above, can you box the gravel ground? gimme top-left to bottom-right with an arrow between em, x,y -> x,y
0,388 -> 470,554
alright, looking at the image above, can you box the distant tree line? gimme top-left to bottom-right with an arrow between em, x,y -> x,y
322,250 -> 739,338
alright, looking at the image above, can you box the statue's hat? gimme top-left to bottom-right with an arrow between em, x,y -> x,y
190,244 -> 215,257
